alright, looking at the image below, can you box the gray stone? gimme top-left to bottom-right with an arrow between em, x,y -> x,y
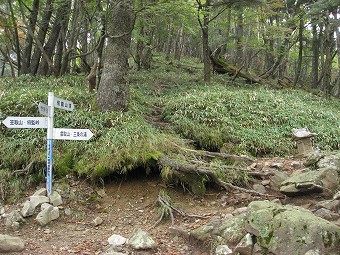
0,234 -> 25,253
234,233 -> 255,255
317,153 -> 340,172
334,191 -> 340,200
36,204 -> 60,226
253,184 -> 266,194
270,162 -> 284,169
64,208 -> 72,216
33,188 -> 47,196
215,245 -> 232,255
99,245 -> 127,255
4,210 -> 25,228
49,191 -> 63,206
245,201 -> 340,255
232,207 -> 248,216
291,161 -> 302,169
41,202 -> 51,211
0,202 -> 5,215
126,228 -> 157,250
93,216 -> 103,226
313,208 -> 339,221
21,200 -> 35,217
29,195 -> 50,209
270,171 -> 289,191
107,234 -> 127,246
191,214 -> 247,245
315,199 -> 340,212
304,151 -> 324,167
280,168 -> 338,196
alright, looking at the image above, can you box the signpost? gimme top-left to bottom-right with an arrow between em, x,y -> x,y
2,116 -> 48,128
1,92 -> 93,196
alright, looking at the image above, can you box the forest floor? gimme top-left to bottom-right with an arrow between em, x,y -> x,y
1,156 -> 332,255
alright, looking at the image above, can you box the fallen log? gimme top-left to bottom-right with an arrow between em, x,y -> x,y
210,55 -> 281,88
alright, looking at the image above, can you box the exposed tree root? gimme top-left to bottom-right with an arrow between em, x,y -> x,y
158,157 -> 284,199
151,193 -> 209,229
169,142 -> 254,164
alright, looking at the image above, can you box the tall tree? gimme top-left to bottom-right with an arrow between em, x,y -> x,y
97,0 -> 135,112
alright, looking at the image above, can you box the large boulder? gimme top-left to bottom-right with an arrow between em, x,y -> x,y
245,201 -> 340,255
0,234 -> 25,253
190,214 -> 247,246
280,168 -> 338,196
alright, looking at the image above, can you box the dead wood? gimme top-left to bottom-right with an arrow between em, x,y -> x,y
169,142 -> 254,164
210,55 -> 281,88
158,157 -> 283,199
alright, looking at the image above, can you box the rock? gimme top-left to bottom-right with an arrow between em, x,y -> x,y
261,180 -> 270,186
234,233 -> 255,255
33,188 -> 47,196
126,228 -> 157,250
280,168 -> 338,196
49,191 -> 63,206
304,151 -> 324,167
317,153 -> 340,172
191,214 -> 247,245
99,245 -> 127,255
315,200 -> 340,212
21,200 -> 35,217
64,207 -> 72,216
270,162 -> 284,169
93,216 -> 103,226
291,161 -> 302,169
29,195 -> 50,209
36,204 -> 60,226
245,201 -> 340,255
253,184 -> 266,194
0,202 -> 5,215
313,208 -> 339,221
232,207 -> 248,216
41,202 -> 51,211
107,234 -> 127,246
334,191 -> 340,200
215,244 -> 233,255
4,210 -> 25,228
0,234 -> 25,253
269,171 -> 289,191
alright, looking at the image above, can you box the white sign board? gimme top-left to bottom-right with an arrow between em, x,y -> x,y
38,102 -> 49,116
53,128 -> 93,140
54,97 -> 74,111
2,116 -> 48,128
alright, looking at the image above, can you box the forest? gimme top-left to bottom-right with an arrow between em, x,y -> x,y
0,0 -> 340,101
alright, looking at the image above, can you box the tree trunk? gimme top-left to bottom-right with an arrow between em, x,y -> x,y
174,23 -> 184,61
7,0 -> 21,75
323,13 -> 333,98
293,11 -> 304,87
38,1 -> 72,76
97,0 -> 135,112
164,22 -> 174,61
234,11 -> 244,67
311,15 -> 320,89
20,0 -> 39,75
30,0 -> 54,75
201,0 -> 211,83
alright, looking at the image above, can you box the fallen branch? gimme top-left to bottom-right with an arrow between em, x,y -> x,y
169,142 -> 254,164
159,157 -> 284,199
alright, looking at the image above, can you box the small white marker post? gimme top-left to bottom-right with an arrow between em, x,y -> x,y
46,92 -> 54,196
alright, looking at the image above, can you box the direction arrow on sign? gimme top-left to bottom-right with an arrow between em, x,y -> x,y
53,128 -> 93,140
2,116 -> 48,128
38,102 -> 49,116
54,97 -> 74,111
